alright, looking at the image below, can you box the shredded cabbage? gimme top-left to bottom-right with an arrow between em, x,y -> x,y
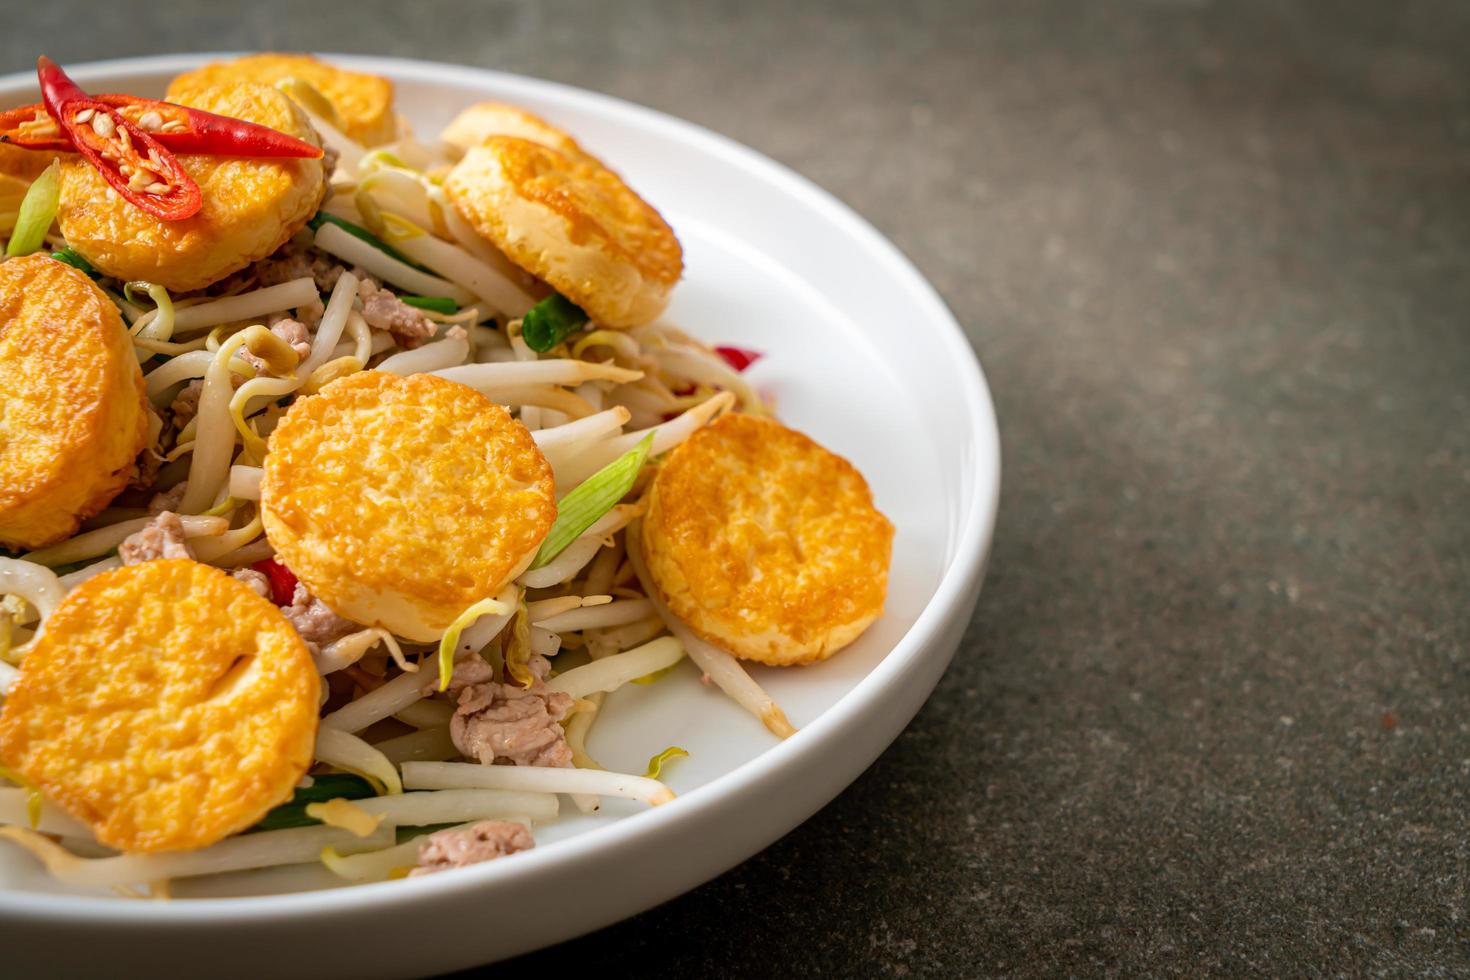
530,433 -> 654,570
643,747 -> 688,780
5,160 -> 59,258
504,600 -> 535,688
436,597 -> 512,692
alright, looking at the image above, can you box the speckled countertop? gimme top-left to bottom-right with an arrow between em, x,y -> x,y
6,1 -> 1468,974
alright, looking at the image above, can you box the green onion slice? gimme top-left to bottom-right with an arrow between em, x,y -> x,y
49,247 -> 96,277
530,433 -> 654,570
5,161 -> 60,258
643,746 -> 688,780
521,292 -> 589,353
249,774 -> 377,832
308,211 -> 433,273
400,295 -> 459,315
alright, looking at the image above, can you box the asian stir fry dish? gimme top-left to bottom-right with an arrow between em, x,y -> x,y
0,54 -> 894,892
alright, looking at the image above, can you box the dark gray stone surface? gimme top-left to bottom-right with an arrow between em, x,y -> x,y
6,1 -> 1468,975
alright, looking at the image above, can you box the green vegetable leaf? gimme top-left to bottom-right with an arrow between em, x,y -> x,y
436,596 -> 511,692
308,211 -> 433,273
6,161 -> 60,258
643,746 -> 688,780
521,292 -> 589,353
50,248 -> 97,277
249,774 -> 376,832
400,295 -> 459,314
530,433 -> 654,569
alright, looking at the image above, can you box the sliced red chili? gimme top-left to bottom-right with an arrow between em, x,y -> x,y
715,345 -> 763,372
0,95 -> 322,159
37,56 -> 201,221
0,103 -> 71,151
250,559 -> 299,607
102,95 -> 323,159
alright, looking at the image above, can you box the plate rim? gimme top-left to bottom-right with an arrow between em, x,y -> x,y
0,52 -> 1002,925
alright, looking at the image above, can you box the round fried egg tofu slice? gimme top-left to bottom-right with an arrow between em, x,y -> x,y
440,101 -> 598,164
56,81 -> 325,292
0,255 -> 149,550
641,414 -> 894,666
261,371 -> 557,643
0,559 -> 319,853
0,143 -> 56,183
445,136 -> 682,328
168,53 -> 397,146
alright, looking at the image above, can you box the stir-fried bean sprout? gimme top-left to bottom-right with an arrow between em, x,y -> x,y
171,279 -> 320,336
376,333 -> 469,375
402,762 -> 674,806
315,727 -> 403,795
545,636 -> 685,700
0,106 -> 815,894
387,218 -> 536,315
0,823 -> 394,888
314,222 -> 471,303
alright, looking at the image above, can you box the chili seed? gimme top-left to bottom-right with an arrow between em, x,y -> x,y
73,108 -> 95,123
90,113 -> 115,138
128,171 -> 153,191
137,111 -> 163,132
145,182 -> 169,195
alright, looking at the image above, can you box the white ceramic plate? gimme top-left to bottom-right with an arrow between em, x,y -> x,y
0,54 -> 1000,977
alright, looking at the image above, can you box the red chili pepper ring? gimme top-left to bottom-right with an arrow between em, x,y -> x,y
0,94 -> 324,160
250,559 -> 300,607
36,55 -> 202,221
